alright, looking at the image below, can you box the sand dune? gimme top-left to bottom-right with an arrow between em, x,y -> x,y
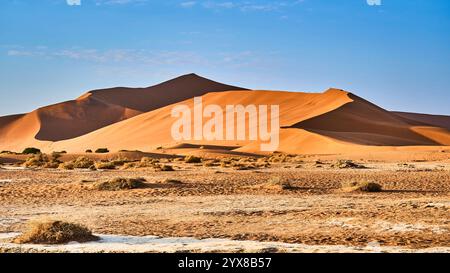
393,112 -> 450,130
0,75 -> 449,154
39,89 -> 450,154
0,74 -> 245,147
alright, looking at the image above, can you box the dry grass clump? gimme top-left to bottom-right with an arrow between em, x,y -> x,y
93,177 -> 147,191
73,156 -> 95,169
333,160 -> 366,169
265,153 -> 301,163
340,181 -> 382,192
158,164 -> 174,171
22,154 -> 48,168
185,155 -> 202,163
95,161 -> 116,170
22,153 -> 62,169
162,179 -> 183,185
12,220 -> 98,244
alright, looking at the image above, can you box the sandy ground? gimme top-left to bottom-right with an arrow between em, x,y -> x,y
0,155 -> 449,253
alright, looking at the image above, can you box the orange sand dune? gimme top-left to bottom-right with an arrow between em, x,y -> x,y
0,74 -> 245,147
1,79 -> 449,155
40,89 -> 450,154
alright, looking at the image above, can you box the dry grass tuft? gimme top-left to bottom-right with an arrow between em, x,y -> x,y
95,161 -> 116,170
73,156 -> 95,169
162,179 -> 183,185
185,155 -> 202,163
159,164 -> 175,171
333,160 -> 366,169
12,220 -> 98,244
93,177 -> 147,191
340,181 -> 382,192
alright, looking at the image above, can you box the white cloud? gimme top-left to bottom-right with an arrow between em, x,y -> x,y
66,0 -> 81,6
180,1 -> 197,8
194,1 -> 304,12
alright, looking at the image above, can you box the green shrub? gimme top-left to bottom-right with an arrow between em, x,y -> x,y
95,148 -> 109,154
85,149 -> 93,153
22,147 -> 41,154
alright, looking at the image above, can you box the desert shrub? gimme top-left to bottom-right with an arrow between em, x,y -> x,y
162,179 -> 183,185
266,177 -> 295,190
72,156 -> 95,169
12,220 -> 98,244
22,154 -> 48,168
333,160 -> 366,169
93,177 -> 146,191
85,149 -> 93,153
159,164 -> 174,171
255,177 -> 295,191
95,148 -> 109,154
43,161 -> 60,169
203,160 -> 219,167
121,162 -> 137,169
58,162 -> 74,170
95,161 -> 116,170
340,181 -> 382,192
184,155 -> 202,163
134,157 -> 158,168
22,147 -> 41,154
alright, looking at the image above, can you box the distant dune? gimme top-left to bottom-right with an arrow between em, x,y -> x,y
0,74 -> 449,155
0,74 -> 245,147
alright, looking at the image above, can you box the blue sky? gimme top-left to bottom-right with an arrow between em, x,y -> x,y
0,0 -> 449,116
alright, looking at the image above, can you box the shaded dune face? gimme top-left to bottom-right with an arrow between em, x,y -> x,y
392,112 -> 450,130
0,74 -> 247,142
290,93 -> 449,146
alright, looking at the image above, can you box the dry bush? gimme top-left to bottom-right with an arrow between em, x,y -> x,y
95,161 -> 116,170
162,179 -> 183,185
93,177 -> 147,191
261,177 -> 295,191
43,161 -> 60,169
333,160 -> 366,169
139,157 -> 159,167
185,155 -> 202,163
159,164 -> 174,171
72,156 -> 95,169
340,181 -> 382,192
58,161 -> 74,170
22,154 -> 49,168
12,220 -> 98,244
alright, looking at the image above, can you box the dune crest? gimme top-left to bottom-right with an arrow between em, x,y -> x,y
0,74 -> 246,146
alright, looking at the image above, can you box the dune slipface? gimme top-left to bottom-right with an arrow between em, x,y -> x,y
0,75 -> 449,154
0,74 -> 246,149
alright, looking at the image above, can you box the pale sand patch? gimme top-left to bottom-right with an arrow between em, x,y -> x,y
0,233 -> 449,253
